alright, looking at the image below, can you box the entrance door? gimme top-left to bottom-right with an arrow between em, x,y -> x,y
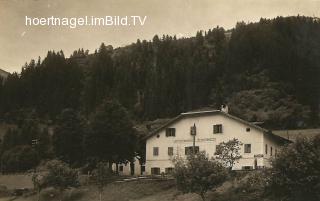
254,159 -> 258,169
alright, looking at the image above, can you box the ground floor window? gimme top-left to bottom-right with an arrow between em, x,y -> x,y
242,166 -> 253,170
165,167 -> 174,174
151,167 -> 160,175
185,146 -> 199,155
119,165 -> 124,172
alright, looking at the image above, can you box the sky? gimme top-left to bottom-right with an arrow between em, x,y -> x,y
1,0 -> 320,72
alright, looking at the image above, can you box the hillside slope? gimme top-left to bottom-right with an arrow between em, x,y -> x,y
0,16 -> 319,129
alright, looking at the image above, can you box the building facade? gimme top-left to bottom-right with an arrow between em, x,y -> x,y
111,156 -> 146,176
145,110 -> 289,175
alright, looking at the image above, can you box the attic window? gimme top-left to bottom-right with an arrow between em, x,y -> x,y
246,128 -> 251,132
166,128 -> 176,137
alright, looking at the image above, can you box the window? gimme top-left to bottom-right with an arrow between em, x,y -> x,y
153,147 -> 159,156
119,166 -> 123,172
151,167 -> 160,175
275,148 -> 277,157
246,127 -> 251,132
165,167 -> 174,174
168,147 -> 174,156
265,144 -> 268,155
141,166 -> 145,172
270,146 -> 273,156
244,144 -> 251,153
242,166 -> 253,170
166,128 -> 176,137
185,146 -> 199,155
213,124 -> 223,133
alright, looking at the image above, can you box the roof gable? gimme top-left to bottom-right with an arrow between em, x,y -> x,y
144,110 -> 290,143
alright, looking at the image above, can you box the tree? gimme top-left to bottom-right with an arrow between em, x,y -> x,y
32,171 -> 44,201
85,99 -> 138,167
92,162 -> 113,201
53,108 -> 85,165
269,136 -> 320,201
215,138 -> 242,170
228,88 -> 311,129
42,160 -> 79,201
1,145 -> 39,173
36,128 -> 52,159
0,128 -> 20,153
173,152 -> 228,201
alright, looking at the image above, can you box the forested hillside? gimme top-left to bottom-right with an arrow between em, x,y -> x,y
0,16 -> 319,129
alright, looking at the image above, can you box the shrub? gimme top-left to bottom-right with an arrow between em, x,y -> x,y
269,136 -> 320,201
41,160 -> 79,201
238,171 -> 270,193
173,151 -> 228,201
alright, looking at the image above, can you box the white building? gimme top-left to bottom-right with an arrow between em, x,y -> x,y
145,110 -> 290,175
111,156 -> 146,176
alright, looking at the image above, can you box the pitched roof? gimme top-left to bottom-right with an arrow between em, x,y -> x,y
273,128 -> 320,142
144,110 -> 290,143
0,68 -> 9,79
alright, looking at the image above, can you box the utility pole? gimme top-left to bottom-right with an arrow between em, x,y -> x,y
191,123 -> 196,154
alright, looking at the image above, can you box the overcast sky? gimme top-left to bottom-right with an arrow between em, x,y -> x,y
1,0 -> 320,72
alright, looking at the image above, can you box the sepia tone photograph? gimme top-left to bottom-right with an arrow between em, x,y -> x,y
0,0 -> 319,201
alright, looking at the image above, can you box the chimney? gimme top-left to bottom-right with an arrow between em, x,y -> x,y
221,104 -> 229,113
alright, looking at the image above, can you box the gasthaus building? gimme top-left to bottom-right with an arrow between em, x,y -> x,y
144,109 -> 290,175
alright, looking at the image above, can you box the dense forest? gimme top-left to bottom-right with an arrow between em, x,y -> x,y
0,16 -> 319,129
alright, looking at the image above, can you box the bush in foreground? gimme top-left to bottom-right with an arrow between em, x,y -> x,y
33,160 -> 79,201
269,136 -> 320,201
173,151 -> 228,201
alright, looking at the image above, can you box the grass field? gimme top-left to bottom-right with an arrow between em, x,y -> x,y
0,173 -> 265,201
0,176 -> 202,201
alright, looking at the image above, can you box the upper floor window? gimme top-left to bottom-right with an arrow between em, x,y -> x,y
270,146 -> 273,156
166,128 -> 176,137
246,127 -> 251,132
185,146 -> 199,155
265,144 -> 268,155
168,147 -> 174,156
153,147 -> 159,156
213,124 -> 223,134
244,144 -> 251,153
